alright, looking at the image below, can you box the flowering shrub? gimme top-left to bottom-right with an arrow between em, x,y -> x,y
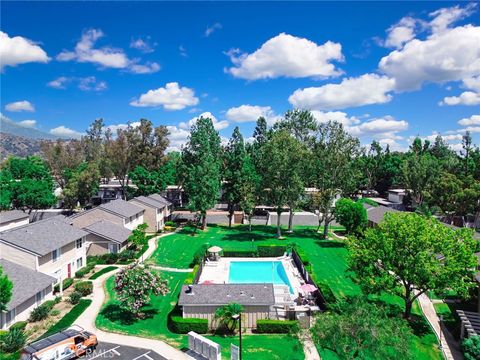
114,263 -> 168,317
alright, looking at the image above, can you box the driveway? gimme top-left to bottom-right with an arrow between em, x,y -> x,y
83,341 -> 167,360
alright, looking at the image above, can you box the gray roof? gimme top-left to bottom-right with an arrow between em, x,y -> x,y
84,220 -> 131,244
148,194 -> 172,207
364,205 -> 399,225
0,216 -> 88,256
0,210 -> 29,225
131,196 -> 167,210
99,199 -> 144,218
0,259 -> 56,310
178,284 -> 275,306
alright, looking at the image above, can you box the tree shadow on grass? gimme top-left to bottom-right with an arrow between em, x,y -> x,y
100,304 -> 158,326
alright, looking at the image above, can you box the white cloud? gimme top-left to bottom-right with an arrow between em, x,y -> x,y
379,25 -> 480,91
225,105 -> 278,124
5,100 -> 35,112
104,121 -> 141,134
130,82 -> 199,110
47,76 -> 69,89
0,31 -> 50,68
289,73 -> 395,110
378,138 -> 407,152
463,126 -> 480,133
179,45 -> 188,58
57,29 -> 160,74
311,110 -> 361,127
78,76 -> 108,91
462,76 -> 480,92
18,119 -> 36,128
347,116 -> 408,138
179,112 -> 229,131
385,17 -> 418,49
205,23 -> 222,37
130,37 -> 156,53
416,132 -> 464,143
440,91 -> 480,106
458,115 -> 480,126
429,3 -> 477,34
226,33 -> 344,80
49,126 -> 82,139
166,125 -> 190,152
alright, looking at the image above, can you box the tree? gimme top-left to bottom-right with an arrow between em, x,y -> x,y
334,198 -> 367,237
463,335 -> 480,360
0,266 -> 13,312
260,131 -> 305,237
349,212 -> 477,319
62,162 -> 100,208
312,297 -> 412,360
128,223 -> 149,249
273,109 -> 317,144
312,122 -> 361,238
214,303 -> 244,333
239,154 -> 260,231
182,117 -> 222,230
114,263 -> 168,317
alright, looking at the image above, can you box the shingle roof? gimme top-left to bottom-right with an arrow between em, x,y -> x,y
178,284 -> 275,306
0,210 -> 29,225
0,216 -> 88,256
84,220 -> 131,244
364,205 -> 399,225
148,194 -> 172,207
0,259 -> 56,310
99,199 -> 144,218
131,196 -> 167,209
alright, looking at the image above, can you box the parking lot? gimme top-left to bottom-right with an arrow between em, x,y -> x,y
83,342 -> 167,360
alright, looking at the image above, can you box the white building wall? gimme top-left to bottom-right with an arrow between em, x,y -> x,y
124,213 -> 144,230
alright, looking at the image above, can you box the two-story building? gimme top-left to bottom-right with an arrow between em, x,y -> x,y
129,195 -> 168,232
0,210 -> 30,232
148,194 -> 173,221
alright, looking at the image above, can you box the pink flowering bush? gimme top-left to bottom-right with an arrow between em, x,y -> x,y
114,263 -> 168,317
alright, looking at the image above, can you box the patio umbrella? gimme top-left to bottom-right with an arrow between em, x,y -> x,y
201,280 -> 214,285
208,246 -> 223,253
300,284 -> 318,293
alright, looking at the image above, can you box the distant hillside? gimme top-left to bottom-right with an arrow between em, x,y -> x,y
0,115 -> 57,140
0,132 -> 44,159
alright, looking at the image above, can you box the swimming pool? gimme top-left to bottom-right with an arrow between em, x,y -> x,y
228,261 -> 294,294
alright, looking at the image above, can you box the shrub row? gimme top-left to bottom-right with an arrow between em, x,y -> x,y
89,266 -> 118,280
54,278 -> 74,293
256,320 -> 299,334
74,281 -> 93,296
75,263 -> 95,278
40,299 -> 92,339
164,220 -> 176,227
184,265 -> 199,285
29,296 -> 62,322
222,250 -> 258,257
170,316 -> 208,334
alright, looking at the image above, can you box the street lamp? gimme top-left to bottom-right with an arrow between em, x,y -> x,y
232,313 -> 242,360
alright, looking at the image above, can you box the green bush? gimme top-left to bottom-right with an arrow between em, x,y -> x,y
41,299 -> 57,311
50,309 -> 60,317
75,263 -> 95,278
68,291 -> 82,305
191,245 -> 208,266
54,278 -> 73,293
257,245 -> 287,257
185,265 -> 199,285
8,321 -> 27,331
297,249 -> 310,266
165,220 -> 176,227
29,304 -> 50,322
0,328 -> 26,353
103,253 -> 119,264
313,279 -> 337,305
463,335 -> 480,360
89,266 -> 118,280
41,299 -> 92,339
256,320 -> 299,334
170,316 -> 208,334
118,250 -> 135,262
74,281 -> 93,296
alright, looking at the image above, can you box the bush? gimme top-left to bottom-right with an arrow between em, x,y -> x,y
29,304 -> 50,322
463,335 -> 480,360
50,309 -> 60,317
118,250 -> 135,262
74,281 -> 93,296
256,320 -> 299,334
257,245 -> 287,257
170,316 -> 208,334
164,226 -> 175,232
8,322 -> 27,331
89,266 -> 118,280
0,328 -> 26,353
68,291 -> 82,305
41,299 -> 92,339
165,221 -> 176,227
313,278 -> 337,305
75,263 -> 95,278
297,249 -> 310,266
185,265 -> 199,285
191,245 -> 208,266
102,253 -> 119,264
54,278 -> 74,293
41,299 -> 57,311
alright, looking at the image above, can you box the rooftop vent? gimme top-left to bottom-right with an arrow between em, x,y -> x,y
240,291 -> 245,296
186,285 -> 194,295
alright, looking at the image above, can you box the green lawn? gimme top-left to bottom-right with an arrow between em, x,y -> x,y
96,271 -> 304,359
41,299 -> 92,339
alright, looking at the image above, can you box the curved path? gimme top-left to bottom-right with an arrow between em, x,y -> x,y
75,232 -> 193,360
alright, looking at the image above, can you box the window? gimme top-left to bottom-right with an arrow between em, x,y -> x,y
36,290 -> 44,304
76,258 -> 83,268
52,248 -> 61,262
76,239 -> 82,249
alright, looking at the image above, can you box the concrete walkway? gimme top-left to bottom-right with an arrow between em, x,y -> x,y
416,292 -> 463,360
300,330 -> 321,360
151,265 -> 193,272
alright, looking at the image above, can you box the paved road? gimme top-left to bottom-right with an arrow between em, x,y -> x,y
83,342 -> 167,360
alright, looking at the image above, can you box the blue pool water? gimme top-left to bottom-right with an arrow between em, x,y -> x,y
228,261 -> 294,294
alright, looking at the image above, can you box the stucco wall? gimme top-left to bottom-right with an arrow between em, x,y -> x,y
85,233 -> 127,255
0,218 -> 29,232
38,238 -> 86,280
129,200 -> 159,232
124,213 -> 144,230
182,305 -> 269,329
0,242 -> 37,270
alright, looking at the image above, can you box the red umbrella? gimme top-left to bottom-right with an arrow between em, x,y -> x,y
201,280 -> 214,285
300,284 -> 317,293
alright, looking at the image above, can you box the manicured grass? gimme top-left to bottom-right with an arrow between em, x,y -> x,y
89,266 -> 118,280
40,299 -> 92,339
96,271 -> 304,359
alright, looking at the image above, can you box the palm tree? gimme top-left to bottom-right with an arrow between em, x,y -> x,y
214,303 -> 244,332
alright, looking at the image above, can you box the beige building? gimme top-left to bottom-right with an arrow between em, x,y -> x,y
0,210 -> 30,232
178,284 -> 275,329
129,195 -> 168,232
0,259 -> 56,330
82,219 -> 131,255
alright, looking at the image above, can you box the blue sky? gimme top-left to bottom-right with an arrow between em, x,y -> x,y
1,1 -> 479,151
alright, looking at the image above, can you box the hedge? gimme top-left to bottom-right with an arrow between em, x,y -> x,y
89,266 -> 118,280
222,250 -> 258,257
54,278 -> 73,293
170,316 -> 208,334
256,320 -> 299,334
74,281 -> 93,296
313,278 -> 337,305
8,321 -> 27,331
40,299 -> 92,339
297,249 -> 310,266
75,263 -> 95,278
257,245 -> 287,257
185,265 -> 199,285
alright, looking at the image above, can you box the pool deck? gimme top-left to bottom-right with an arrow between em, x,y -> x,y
197,256 -> 305,301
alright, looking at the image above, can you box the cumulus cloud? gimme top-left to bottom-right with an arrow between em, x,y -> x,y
104,121 -> 141,134
311,110 -> 361,127
0,31 -> 50,69
458,114 -> 480,126
205,23 -> 222,37
379,25 -> 480,91
49,126 -> 83,139
5,100 -> 35,112
385,17 -> 418,49
289,73 -> 395,110
440,91 -> 480,106
347,116 -> 408,138
78,76 -> 108,91
130,82 -> 199,110
18,119 -> 37,128
225,105 -> 279,124
179,112 -> 229,131
429,3 -> 477,34
47,76 -> 69,89
57,29 -> 160,74
165,125 -> 190,152
226,33 -> 344,80
179,45 -> 188,58
130,37 -> 156,53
